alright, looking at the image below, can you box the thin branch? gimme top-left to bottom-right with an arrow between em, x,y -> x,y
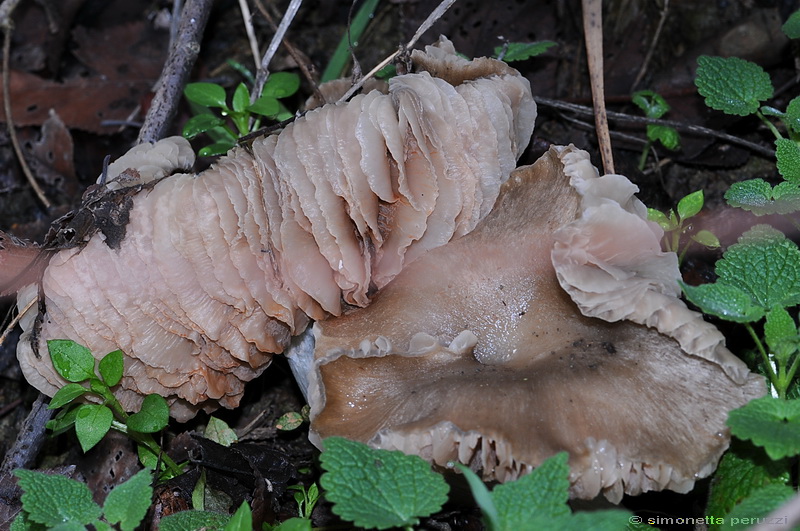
535,96 -> 776,158
137,0 -> 213,145
0,0 -> 51,209
338,0 -> 458,103
251,0 -> 303,103
0,295 -> 35,350
631,0 -> 669,91
238,0 -> 261,69
582,0 -> 614,174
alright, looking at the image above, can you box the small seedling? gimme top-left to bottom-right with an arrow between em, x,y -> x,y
275,405 -> 309,431
45,339 -> 180,476
631,90 -> 680,170
183,72 -> 300,156
287,483 -> 319,520
493,41 -> 557,62
647,189 -> 719,262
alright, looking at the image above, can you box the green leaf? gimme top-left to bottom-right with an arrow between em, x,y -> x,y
457,465 -> 500,530
48,383 -> 88,410
247,95 -> 280,117
319,437 -> 449,530
262,72 -> 301,99
715,225 -> 800,309
725,178 -> 800,215
127,394 -> 169,433
231,83 -> 250,114
784,96 -> 800,133
98,350 -> 124,387
494,41 -> 557,62
776,138 -> 800,183
695,55 -> 774,116
14,470 -> 102,527
48,339 -> 95,382
205,416 -> 238,446
270,518 -> 312,531
493,452 -> 571,526
75,404 -> 113,452
321,0 -> 380,82
47,406 -> 80,436
676,190 -> 704,220
646,208 -> 675,231
727,396 -> 800,460
276,411 -> 304,431
224,502 -> 252,531
184,82 -> 228,108
764,307 -> 798,363
182,114 -> 225,140
722,483 -> 795,530
137,443 -> 160,469
691,229 -> 720,249
199,141 -> 235,157
103,468 -> 153,531
10,510 -> 45,531
631,90 -> 670,119
680,281 -> 765,323
159,510 -> 230,531
782,10 -> 800,39
646,124 -> 680,150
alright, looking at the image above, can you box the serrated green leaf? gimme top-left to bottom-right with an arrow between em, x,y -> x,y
560,510 -> 637,531
691,229 -> 720,248
276,412 -> 304,431
271,518 -> 312,531
10,510 -> 45,531
715,226 -> 800,309
632,90 -> 670,119
98,350 -> 123,387
725,178 -> 800,215
48,383 -> 88,410
727,396 -> 800,460
722,483 -> 795,530
319,437 -> 449,530
15,470 -> 102,527
48,340 -> 95,383
646,124 -> 680,150
493,452 -> 571,526
677,190 -> 704,220
776,138 -> 800,183
695,56 -> 773,116
182,114 -> 225,140
224,502 -> 252,531
159,510 -> 230,531
75,404 -> 113,452
262,72 -> 301,99
706,443 -> 792,525
784,97 -> 800,133
782,10 -> 800,38
103,468 -> 153,531
205,416 -> 238,446
494,41 -> 557,62
232,83 -> 250,114
764,307 -> 797,362
199,141 -> 235,157
680,281 -> 765,323
127,394 -> 169,433
247,95 -> 280,117
184,82 -> 228,108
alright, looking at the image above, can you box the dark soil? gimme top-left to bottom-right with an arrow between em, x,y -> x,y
0,0 -> 797,529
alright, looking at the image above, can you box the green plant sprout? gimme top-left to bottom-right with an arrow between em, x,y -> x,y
182,72 -> 300,156
44,339 -> 181,477
647,189 -> 720,262
12,468 -> 153,531
631,89 -> 680,170
287,483 -> 319,520
493,41 -> 557,62
275,405 -> 310,431
320,0 -> 381,83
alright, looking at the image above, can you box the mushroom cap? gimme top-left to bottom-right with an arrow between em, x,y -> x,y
296,145 -> 765,501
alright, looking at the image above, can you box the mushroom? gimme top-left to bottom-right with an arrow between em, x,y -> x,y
289,144 -> 765,501
12,38 -> 536,420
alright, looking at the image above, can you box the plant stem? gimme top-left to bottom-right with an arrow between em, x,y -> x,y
638,139 -> 652,171
746,323 -> 779,394
757,110 -> 783,141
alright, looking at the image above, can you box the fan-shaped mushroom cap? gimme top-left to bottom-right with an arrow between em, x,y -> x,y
293,145 -> 765,501
15,38 -> 536,421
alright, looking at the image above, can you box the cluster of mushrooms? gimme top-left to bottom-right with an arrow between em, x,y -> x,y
2,38 -> 764,501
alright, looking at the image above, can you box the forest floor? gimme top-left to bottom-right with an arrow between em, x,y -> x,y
0,0 -> 797,529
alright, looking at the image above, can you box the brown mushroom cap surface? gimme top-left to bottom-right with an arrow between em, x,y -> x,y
300,145 -> 765,501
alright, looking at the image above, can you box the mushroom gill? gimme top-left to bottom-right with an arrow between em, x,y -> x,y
293,145 -> 765,502
13,38 -> 536,421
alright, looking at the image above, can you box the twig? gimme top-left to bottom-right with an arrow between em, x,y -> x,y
238,0 -> 261,69
169,0 -> 183,49
0,394 -> 53,477
582,0 -> 614,174
0,0 -> 51,209
252,0 -> 324,104
631,0 -> 669,91
338,0 -> 458,103
250,0 -> 303,103
535,96 -> 776,158
0,296 -> 35,350
137,0 -> 213,145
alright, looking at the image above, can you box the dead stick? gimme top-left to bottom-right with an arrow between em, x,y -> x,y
137,0 -> 213,145
582,0 -> 614,174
